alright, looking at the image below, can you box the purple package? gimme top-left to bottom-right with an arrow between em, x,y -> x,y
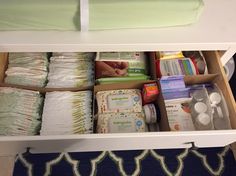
160,75 -> 185,90
162,88 -> 190,100
160,75 -> 190,100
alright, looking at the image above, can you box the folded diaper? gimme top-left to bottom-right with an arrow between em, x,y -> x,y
40,91 -> 93,135
47,53 -> 95,88
5,53 -> 48,87
96,89 -> 142,114
0,87 -> 43,136
97,112 -> 146,133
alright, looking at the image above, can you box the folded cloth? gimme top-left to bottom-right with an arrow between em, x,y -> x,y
0,87 -> 43,136
47,53 -> 95,88
40,91 -> 93,135
5,53 -> 48,87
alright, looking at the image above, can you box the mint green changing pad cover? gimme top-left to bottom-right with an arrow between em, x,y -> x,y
0,0 -> 204,31
0,0 -> 79,30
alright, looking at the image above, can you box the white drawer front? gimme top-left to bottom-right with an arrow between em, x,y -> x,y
0,130 -> 236,156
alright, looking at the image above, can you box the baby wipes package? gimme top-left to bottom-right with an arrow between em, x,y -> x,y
95,52 -> 149,84
95,86 -> 150,133
97,112 -> 146,133
96,89 -> 142,114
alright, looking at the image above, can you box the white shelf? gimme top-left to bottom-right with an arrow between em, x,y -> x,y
0,0 -> 235,52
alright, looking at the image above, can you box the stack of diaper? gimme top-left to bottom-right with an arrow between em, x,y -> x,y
0,87 -> 43,136
41,91 -> 93,135
47,53 -> 95,88
5,53 -> 48,87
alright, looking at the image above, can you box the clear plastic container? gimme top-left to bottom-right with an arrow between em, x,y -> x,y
190,88 -> 214,130
206,84 -> 231,130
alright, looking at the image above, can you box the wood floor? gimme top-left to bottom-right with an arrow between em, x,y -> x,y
0,156 -> 15,176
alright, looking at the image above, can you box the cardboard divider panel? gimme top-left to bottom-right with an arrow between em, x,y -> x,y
0,53 -> 8,83
94,80 -> 155,93
156,82 -> 170,131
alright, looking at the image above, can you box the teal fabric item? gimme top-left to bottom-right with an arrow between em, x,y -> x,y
0,0 -> 203,31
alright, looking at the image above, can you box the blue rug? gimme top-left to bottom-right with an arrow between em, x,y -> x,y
13,146 -> 236,176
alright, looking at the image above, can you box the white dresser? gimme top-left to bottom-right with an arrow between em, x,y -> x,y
0,0 -> 235,157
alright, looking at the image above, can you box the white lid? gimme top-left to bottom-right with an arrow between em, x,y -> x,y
143,104 -> 157,124
193,90 -> 205,101
143,105 -> 151,124
209,92 -> 221,105
197,113 -> 211,126
194,102 -> 208,113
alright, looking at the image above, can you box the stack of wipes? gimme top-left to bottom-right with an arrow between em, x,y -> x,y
47,53 -> 95,88
5,53 -> 48,87
0,87 -> 43,136
96,89 -> 146,133
95,52 -> 149,84
41,91 -> 93,135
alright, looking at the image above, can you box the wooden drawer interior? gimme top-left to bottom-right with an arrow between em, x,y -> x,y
0,51 -> 235,156
0,51 -> 235,134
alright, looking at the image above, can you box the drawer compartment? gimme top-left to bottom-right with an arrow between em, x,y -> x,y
0,51 -> 235,156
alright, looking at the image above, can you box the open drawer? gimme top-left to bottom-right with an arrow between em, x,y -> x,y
0,51 -> 235,156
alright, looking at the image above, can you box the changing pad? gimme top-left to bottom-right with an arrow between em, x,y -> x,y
0,0 -> 79,30
0,0 -> 204,31
88,0 -> 204,30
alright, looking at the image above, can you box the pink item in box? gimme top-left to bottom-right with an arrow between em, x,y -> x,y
142,83 -> 159,104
